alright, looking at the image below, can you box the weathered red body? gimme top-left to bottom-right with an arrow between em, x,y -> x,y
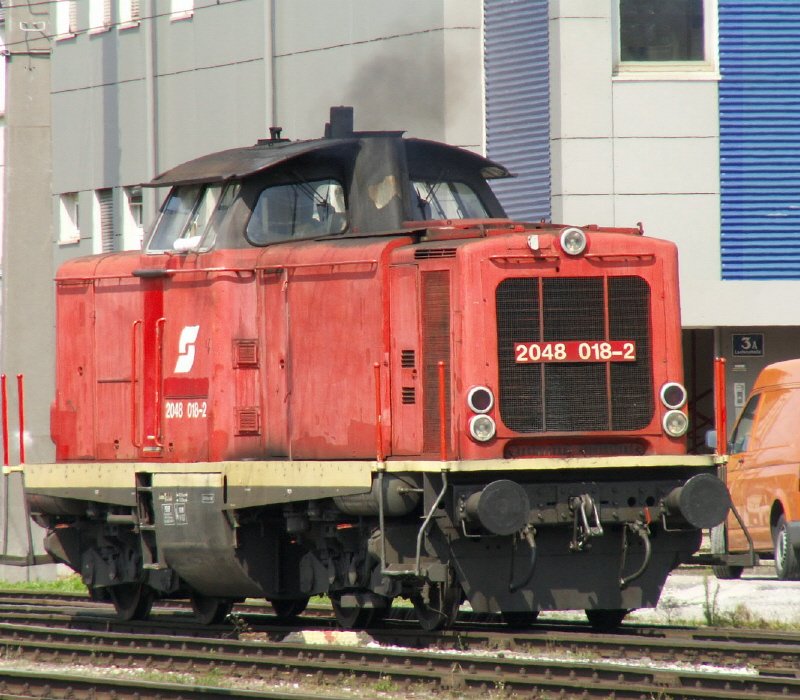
52,224 -> 684,465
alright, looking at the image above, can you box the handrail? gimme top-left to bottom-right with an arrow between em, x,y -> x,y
373,362 -> 384,462
131,320 -> 142,448
16,375 -> 24,465
1,375 -> 8,467
153,317 -> 166,448
438,361 -> 447,461
58,258 -> 380,283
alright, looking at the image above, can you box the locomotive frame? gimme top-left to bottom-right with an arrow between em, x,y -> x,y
22,107 -> 731,630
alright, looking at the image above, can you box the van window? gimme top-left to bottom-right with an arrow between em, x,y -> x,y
730,394 -> 760,453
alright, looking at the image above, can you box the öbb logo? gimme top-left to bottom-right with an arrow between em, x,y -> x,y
174,325 -> 200,374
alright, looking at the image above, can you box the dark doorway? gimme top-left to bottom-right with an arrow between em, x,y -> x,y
682,329 -> 715,454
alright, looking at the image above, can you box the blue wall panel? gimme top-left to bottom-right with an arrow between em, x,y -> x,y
484,0 -> 550,222
720,2 -> 800,279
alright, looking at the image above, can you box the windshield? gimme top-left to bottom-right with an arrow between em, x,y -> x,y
410,180 -> 489,220
246,178 -> 347,245
146,182 -> 240,253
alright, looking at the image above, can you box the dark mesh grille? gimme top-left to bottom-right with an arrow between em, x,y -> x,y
609,277 -> 653,429
496,276 -> 653,433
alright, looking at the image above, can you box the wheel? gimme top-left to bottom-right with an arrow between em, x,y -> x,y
585,609 -> 628,631
501,610 -> 539,628
774,515 -> 800,580
710,524 -> 744,580
190,593 -> 233,625
331,593 -> 381,630
269,597 -> 309,622
411,582 -> 462,632
108,583 -> 154,622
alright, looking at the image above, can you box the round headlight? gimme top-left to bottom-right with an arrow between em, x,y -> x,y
469,414 -> 496,442
560,227 -> 587,256
660,382 -> 687,409
663,410 -> 689,438
467,386 -> 494,414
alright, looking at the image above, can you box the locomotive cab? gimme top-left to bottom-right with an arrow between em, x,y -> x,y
29,107 -> 730,630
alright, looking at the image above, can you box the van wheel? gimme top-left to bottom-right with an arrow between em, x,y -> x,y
773,515 -> 800,580
710,524 -> 743,580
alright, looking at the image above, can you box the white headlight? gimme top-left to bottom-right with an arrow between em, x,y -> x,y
663,410 -> 689,437
467,386 -> 494,414
660,382 -> 687,409
469,414 -> 496,442
560,227 -> 587,256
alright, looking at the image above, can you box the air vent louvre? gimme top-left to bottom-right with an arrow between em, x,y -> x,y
402,387 -> 416,404
235,407 -> 260,435
401,350 -> 416,368
415,248 -> 457,260
233,339 -> 259,367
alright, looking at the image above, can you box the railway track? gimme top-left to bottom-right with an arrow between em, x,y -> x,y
0,591 -> 798,698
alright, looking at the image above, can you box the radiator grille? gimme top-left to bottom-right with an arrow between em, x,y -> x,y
496,276 -> 653,432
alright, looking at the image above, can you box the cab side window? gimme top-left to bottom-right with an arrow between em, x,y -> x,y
246,179 -> 347,245
729,394 -> 760,453
146,182 -> 240,253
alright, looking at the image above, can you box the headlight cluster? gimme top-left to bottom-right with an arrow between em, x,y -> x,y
467,386 -> 496,442
660,382 -> 689,437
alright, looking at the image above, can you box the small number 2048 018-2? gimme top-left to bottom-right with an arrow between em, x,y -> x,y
514,340 -> 636,363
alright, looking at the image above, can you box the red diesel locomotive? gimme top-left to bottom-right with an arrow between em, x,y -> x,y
25,108 -> 730,629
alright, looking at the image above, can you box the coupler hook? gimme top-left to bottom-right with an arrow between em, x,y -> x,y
570,494 -> 603,552
509,525 -> 537,593
619,520 -> 652,589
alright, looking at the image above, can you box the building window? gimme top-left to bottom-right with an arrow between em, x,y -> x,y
55,0 -> 77,38
94,189 -> 114,254
619,0 -> 706,63
89,0 -> 111,33
119,0 -> 141,26
122,186 -> 144,250
171,0 -> 193,21
59,193 -> 80,245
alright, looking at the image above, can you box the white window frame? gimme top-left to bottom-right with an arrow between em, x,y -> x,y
89,0 -> 112,34
122,186 -> 144,250
55,0 -> 78,39
119,0 -> 141,28
171,0 -> 194,21
58,193 -> 80,246
613,0 -> 719,79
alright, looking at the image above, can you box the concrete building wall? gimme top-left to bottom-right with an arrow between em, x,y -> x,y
1,4 -> 59,580
548,1 -> 726,329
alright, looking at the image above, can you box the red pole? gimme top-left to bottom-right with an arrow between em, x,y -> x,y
16,375 -> 25,464
1,375 -> 8,467
714,357 -> 728,454
373,362 -> 384,462
438,361 -> 447,461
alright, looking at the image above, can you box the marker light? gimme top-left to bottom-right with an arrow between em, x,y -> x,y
660,382 -> 688,410
560,227 -> 587,256
467,386 -> 494,414
663,410 -> 689,438
469,414 -> 496,442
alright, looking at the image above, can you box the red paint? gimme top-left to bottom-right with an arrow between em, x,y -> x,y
51,222 -> 687,465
